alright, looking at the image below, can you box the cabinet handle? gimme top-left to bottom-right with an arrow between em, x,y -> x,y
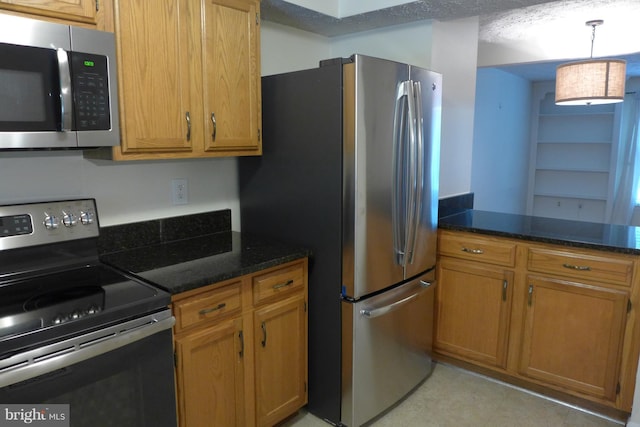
238,330 -> 244,358
261,322 -> 267,347
527,284 -> 533,306
562,263 -> 591,271
211,112 -> 217,141
461,247 -> 484,254
502,280 -> 508,301
273,279 -> 294,290
198,303 -> 226,315
185,111 -> 191,141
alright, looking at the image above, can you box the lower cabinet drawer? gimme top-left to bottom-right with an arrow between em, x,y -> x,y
173,282 -> 242,333
252,262 -> 305,305
527,247 -> 633,286
438,231 -> 517,267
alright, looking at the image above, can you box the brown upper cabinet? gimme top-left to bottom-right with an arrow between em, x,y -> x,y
111,0 -> 262,160
0,0 -> 112,29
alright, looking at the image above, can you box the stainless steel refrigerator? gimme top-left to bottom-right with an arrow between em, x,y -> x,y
239,54 -> 441,427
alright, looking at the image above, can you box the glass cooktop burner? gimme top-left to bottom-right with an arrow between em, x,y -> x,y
0,264 -> 161,340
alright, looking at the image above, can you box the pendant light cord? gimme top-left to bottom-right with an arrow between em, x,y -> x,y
590,23 -> 596,59
586,19 -> 603,59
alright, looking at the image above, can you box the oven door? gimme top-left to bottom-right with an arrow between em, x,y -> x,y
0,310 -> 177,427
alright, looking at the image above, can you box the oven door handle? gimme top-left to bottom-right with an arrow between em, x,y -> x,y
0,309 -> 175,388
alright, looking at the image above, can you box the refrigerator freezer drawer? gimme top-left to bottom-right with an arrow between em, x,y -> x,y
341,272 -> 435,426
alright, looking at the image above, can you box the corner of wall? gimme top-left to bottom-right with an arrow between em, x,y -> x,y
430,16 -> 479,198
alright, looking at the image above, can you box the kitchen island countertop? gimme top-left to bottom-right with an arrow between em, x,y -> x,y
439,209 -> 640,255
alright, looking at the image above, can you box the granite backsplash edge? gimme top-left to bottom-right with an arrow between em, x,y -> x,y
98,209 -> 231,255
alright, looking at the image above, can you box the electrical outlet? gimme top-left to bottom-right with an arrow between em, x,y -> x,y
171,179 -> 188,205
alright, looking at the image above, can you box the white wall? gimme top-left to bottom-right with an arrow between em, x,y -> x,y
0,151 -> 240,228
261,21 -> 331,75
430,17 -> 479,198
330,20 -> 432,67
472,68 -> 531,214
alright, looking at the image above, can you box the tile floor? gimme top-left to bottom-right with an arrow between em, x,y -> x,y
280,363 -> 625,427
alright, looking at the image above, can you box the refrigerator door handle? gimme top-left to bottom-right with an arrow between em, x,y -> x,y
392,80 -> 412,267
404,80 -> 419,267
408,81 -> 424,264
359,280 -> 433,319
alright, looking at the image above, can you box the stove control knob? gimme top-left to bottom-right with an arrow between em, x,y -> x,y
43,214 -> 60,230
53,315 -> 65,324
62,211 -> 78,227
71,311 -> 82,320
80,210 -> 95,225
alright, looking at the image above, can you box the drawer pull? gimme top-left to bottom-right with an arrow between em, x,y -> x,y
261,322 -> 267,347
198,303 -> 226,315
273,279 -> 294,290
562,263 -> 591,271
461,247 -> 484,255
528,284 -> 533,306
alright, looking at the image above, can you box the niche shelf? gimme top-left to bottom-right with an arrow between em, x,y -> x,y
526,82 -> 621,223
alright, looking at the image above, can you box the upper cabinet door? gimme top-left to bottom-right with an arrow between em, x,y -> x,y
0,0 -> 97,25
115,0 -> 200,154
202,0 -> 261,154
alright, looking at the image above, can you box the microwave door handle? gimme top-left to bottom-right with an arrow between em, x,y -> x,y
57,48 -> 73,131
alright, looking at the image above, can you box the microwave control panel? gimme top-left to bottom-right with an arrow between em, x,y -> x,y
70,52 -> 111,131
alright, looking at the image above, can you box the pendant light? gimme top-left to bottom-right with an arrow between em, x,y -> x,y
555,20 -> 626,106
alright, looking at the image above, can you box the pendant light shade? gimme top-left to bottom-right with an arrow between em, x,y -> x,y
555,20 -> 626,106
555,59 -> 626,105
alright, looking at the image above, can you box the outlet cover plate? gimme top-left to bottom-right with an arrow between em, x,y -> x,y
171,178 -> 188,205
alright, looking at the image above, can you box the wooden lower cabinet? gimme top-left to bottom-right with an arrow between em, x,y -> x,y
172,259 -> 308,427
175,317 -> 245,427
435,258 -> 513,368
254,295 -> 307,427
520,275 -> 628,401
435,229 -> 640,414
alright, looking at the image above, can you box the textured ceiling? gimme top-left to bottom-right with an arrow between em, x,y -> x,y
261,0 -> 561,37
261,0 -> 640,81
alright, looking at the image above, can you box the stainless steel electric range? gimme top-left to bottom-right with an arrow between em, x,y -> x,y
0,199 -> 177,427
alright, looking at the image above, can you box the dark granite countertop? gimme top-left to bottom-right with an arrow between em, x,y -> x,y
101,231 -> 311,295
97,209 -> 310,295
439,210 -> 640,255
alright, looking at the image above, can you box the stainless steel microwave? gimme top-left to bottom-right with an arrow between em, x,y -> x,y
0,14 -> 119,149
